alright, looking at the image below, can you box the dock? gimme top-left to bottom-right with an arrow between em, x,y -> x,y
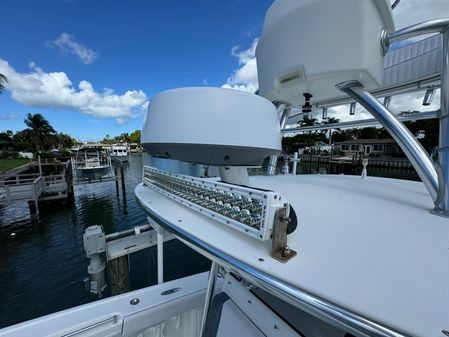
0,172 -> 68,216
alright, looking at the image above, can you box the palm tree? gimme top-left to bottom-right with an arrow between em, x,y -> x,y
321,117 -> 340,145
24,113 -> 56,152
0,74 -> 8,94
298,115 -> 318,127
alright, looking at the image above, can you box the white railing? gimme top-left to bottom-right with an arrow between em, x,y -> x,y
0,173 -> 67,204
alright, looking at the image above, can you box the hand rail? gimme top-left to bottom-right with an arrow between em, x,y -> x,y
286,74 -> 440,118
388,19 -> 449,45
336,80 -> 439,203
386,19 -> 449,214
283,110 -> 438,134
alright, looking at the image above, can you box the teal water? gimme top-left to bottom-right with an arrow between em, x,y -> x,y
0,154 -> 210,328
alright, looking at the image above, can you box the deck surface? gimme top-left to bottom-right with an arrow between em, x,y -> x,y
136,174 -> 449,337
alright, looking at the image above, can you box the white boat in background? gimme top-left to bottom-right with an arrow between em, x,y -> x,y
2,1 -> 449,337
110,144 -> 129,162
71,147 -> 113,181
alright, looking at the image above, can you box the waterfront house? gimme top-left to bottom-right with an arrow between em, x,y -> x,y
336,139 -> 402,156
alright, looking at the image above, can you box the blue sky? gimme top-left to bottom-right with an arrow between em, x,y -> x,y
0,0 -> 272,141
2,0 -> 449,141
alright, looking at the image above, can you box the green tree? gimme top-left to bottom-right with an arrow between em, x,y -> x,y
0,74 -> 7,94
321,117 -> 340,145
24,113 -> 56,152
114,132 -> 131,143
404,118 -> 438,153
298,115 -> 318,127
0,130 -> 13,150
54,132 -> 76,149
102,134 -> 113,144
13,129 -> 34,152
129,130 -> 141,144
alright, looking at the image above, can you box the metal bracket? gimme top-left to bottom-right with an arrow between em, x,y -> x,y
271,207 -> 297,263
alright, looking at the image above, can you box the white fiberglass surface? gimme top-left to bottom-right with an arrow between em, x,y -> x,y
0,273 -> 207,337
216,301 -> 265,337
136,174 -> 449,337
127,307 -> 202,337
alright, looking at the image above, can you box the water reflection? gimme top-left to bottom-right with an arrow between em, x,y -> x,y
0,154 -> 210,328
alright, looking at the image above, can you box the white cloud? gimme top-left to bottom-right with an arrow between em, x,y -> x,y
0,58 -> 148,119
115,117 -> 127,126
393,0 -> 449,30
0,113 -> 19,121
47,33 -> 98,64
222,38 -> 258,93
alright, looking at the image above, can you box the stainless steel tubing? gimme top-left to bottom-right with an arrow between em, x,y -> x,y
105,224 -> 151,241
337,81 -> 439,203
283,110 -> 438,134
277,103 -> 290,130
267,103 -> 289,176
435,27 -> 449,215
388,19 -> 449,45
266,155 -> 278,175
200,261 -> 219,337
304,75 -> 440,113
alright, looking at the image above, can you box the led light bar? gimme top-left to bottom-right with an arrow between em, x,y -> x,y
143,166 -> 288,241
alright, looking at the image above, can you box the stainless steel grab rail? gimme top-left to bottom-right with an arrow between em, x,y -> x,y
283,110 -> 438,134
388,19 -> 449,45
137,195 -> 408,337
337,80 -> 440,203
386,19 -> 449,213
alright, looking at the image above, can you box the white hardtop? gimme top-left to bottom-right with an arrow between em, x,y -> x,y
136,174 -> 449,337
111,145 -> 128,150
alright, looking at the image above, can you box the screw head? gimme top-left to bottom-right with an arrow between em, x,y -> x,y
130,298 -> 140,305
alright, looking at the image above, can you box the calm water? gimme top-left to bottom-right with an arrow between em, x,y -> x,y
0,154 -> 210,328
0,155 -> 420,328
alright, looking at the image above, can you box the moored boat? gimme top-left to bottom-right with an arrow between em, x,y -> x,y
110,144 -> 129,162
71,147 -> 113,181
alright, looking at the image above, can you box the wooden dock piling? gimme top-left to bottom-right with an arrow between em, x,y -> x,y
108,255 -> 130,296
120,165 -> 125,193
114,167 -> 119,195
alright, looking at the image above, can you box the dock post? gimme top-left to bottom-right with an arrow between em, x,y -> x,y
66,165 -> 74,204
120,165 -> 125,193
108,255 -> 130,296
28,200 -> 39,218
38,155 -> 43,176
114,167 -> 119,195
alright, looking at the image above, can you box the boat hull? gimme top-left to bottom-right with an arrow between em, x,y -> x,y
75,166 -> 111,180
110,155 -> 129,162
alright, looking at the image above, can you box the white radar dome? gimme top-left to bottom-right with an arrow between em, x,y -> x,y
141,87 -> 281,166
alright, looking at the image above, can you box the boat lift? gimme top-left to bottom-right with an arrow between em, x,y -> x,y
83,220 -> 176,296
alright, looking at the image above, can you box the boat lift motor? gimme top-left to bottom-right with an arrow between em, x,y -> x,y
83,225 -> 107,296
